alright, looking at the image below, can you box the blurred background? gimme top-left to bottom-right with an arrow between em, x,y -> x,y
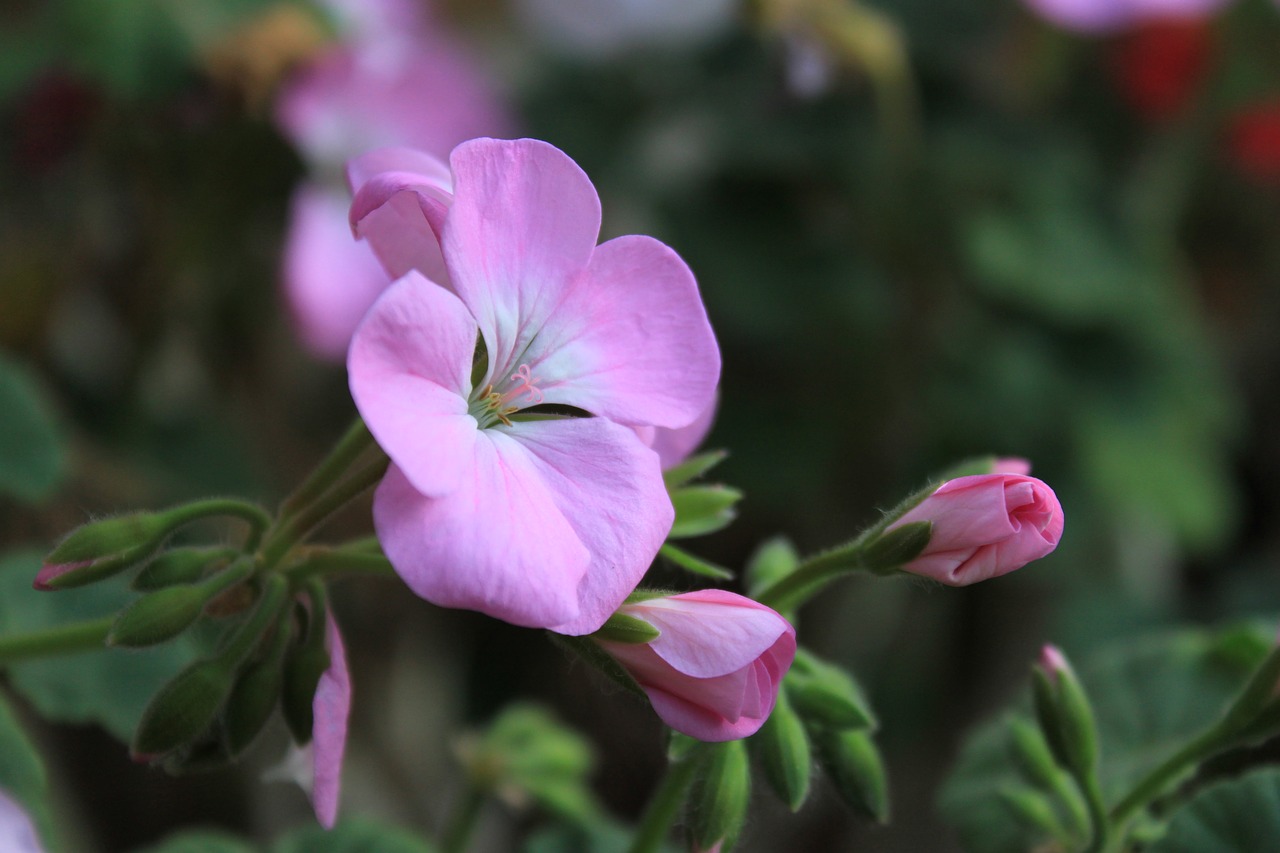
2,0 -> 1280,849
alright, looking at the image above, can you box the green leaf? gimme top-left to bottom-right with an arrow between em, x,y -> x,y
662,450 -> 728,490
0,548 -> 200,743
272,818 -> 437,853
1149,768 -> 1280,852
657,543 -> 734,581
524,819 -> 678,853
0,352 -> 66,505
668,485 -> 742,539
133,831 -> 259,853
939,623 -> 1273,853
0,693 -> 56,849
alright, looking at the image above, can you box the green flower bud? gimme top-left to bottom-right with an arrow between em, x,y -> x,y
133,547 -> 236,591
786,649 -> 877,731
669,485 -> 742,539
811,728 -> 890,823
282,596 -> 331,745
221,613 -> 293,757
860,521 -> 931,573
687,740 -> 750,852
751,688 -> 811,812
1008,717 -> 1064,791
998,786 -> 1070,843
44,512 -> 170,568
162,736 -> 235,776
591,612 -> 661,644
745,537 -> 800,598
132,657 -> 236,759
1032,646 -> 1098,779
108,559 -> 253,648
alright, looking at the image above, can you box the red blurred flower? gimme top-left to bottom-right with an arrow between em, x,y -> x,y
1109,20 -> 1213,122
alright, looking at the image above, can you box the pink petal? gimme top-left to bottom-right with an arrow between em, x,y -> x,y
348,272 -> 478,496
0,789 -> 41,853
346,146 -> 451,196
350,166 -> 454,287
511,418 -> 674,635
1022,0 -> 1227,32
642,396 -> 718,469
373,439 -> 591,628
605,642 -> 752,722
895,475 -> 1018,551
442,138 -> 602,381
626,591 -> 791,678
283,184 -> 391,361
646,684 -> 772,742
527,235 -> 721,429
311,615 -> 351,830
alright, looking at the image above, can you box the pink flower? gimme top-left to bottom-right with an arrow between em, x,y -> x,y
1021,0 -> 1228,33
597,591 -> 795,741
0,789 -> 42,853
348,138 -> 721,634
636,396 -> 718,470
311,617 -> 350,829
885,470 -> 1064,586
276,0 -> 511,360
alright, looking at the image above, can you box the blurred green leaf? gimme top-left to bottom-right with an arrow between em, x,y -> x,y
939,623 -> 1273,852
271,818 -> 437,853
0,352 -> 66,504
0,548 -> 199,743
668,485 -> 741,539
1149,768 -> 1280,852
134,831 -> 258,853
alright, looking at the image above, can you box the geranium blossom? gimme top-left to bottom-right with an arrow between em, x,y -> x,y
310,617 -> 351,829
348,138 -> 721,634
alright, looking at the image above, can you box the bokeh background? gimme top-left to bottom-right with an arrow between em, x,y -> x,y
3,0 -> 1280,850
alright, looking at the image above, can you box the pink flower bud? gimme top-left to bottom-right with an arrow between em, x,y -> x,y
32,560 -> 92,591
597,591 -> 795,741
886,471 -> 1064,586
1039,644 -> 1070,683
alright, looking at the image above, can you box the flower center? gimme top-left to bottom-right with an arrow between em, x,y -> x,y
468,363 -> 544,428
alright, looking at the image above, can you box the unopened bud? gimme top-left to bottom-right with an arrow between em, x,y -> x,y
109,559 -> 254,648
688,740 -> 750,852
745,537 -> 800,598
1032,645 -> 1098,779
811,728 -> 890,823
751,688 -> 811,812
998,786 -> 1069,841
221,613 -> 293,757
133,547 -> 235,591
786,649 -> 876,731
132,657 -> 235,758
281,599 -> 330,745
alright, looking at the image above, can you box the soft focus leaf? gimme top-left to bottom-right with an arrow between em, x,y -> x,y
1149,768 -> 1280,852
271,818 -> 437,853
668,485 -> 742,539
0,548 -> 199,743
0,352 -> 66,504
134,831 -> 258,853
939,623 -> 1273,852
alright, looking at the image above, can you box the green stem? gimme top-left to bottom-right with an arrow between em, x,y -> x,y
279,419 -> 376,522
284,551 -> 396,583
440,784 -> 486,853
260,452 -> 389,568
755,545 -> 868,612
167,498 -> 273,551
1108,724 -> 1229,828
0,617 -> 113,666
628,748 -> 703,853
1080,774 -> 1109,853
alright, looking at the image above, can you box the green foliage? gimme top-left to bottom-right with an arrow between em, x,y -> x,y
0,352 -> 66,505
135,818 -> 439,853
668,485 -> 742,539
1149,768 -> 1280,852
0,549 -> 200,743
939,623 -> 1274,852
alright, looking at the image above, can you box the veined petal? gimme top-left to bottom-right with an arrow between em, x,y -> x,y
530,234 -> 720,428
443,138 -> 602,380
348,272 -> 478,496
282,184 -> 390,361
350,163 -> 454,286
373,439 -> 591,628
311,615 -> 350,830
628,591 -> 791,679
509,418 -> 672,635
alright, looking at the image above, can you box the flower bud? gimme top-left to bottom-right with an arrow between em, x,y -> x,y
133,547 -> 236,591
785,649 -> 876,732
132,657 -> 236,759
282,601 -> 331,745
884,468 -> 1063,586
221,613 -> 293,757
810,728 -> 890,823
108,559 -> 253,648
860,521 -> 931,573
998,786 -> 1070,842
745,536 -> 799,598
687,739 -> 750,852
43,512 -> 169,568
1008,717 -> 1066,792
751,688 -> 811,811
1032,645 -> 1098,779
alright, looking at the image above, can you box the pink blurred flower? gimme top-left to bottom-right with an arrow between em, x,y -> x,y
276,0 -> 512,360
0,789 -> 42,853
597,590 -> 796,741
885,469 -> 1064,586
1022,0 -> 1228,33
311,617 -> 350,829
348,138 -> 721,634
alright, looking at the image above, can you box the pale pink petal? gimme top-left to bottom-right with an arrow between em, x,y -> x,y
350,167 -> 454,287
643,397 -> 718,469
894,476 -> 1018,549
647,684 -> 774,742
311,615 -> 350,830
0,790 -> 42,853
283,185 -> 391,361
348,272 -> 478,496
373,440 -> 591,628
605,642 -> 751,721
991,457 -> 1032,476
510,418 -> 674,635
525,235 -> 721,429
626,591 -> 790,678
346,146 -> 451,196
443,138 -> 602,381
